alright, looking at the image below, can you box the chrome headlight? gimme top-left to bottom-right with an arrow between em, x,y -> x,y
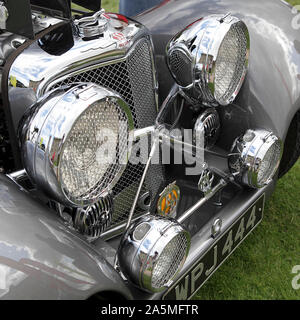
229,129 -> 283,188
19,83 -> 134,207
167,14 -> 250,106
117,216 -> 190,293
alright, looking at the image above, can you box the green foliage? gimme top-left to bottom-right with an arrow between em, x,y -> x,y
288,0 -> 300,6
101,0 -> 119,12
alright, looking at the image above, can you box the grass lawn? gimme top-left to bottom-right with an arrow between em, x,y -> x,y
75,0 -> 299,300
288,0 -> 300,6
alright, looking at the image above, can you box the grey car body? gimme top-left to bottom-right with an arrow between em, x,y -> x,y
0,0 -> 299,299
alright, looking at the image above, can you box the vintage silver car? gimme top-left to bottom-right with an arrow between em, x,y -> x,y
0,0 -> 299,300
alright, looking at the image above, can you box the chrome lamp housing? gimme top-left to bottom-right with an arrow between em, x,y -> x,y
117,215 -> 191,293
229,129 -> 283,188
19,83 -> 134,207
166,14 -> 250,106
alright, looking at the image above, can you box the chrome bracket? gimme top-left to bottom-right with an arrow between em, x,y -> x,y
198,163 -> 215,195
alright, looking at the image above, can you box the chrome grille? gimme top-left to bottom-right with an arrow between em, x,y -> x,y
74,196 -> 113,241
127,39 -> 157,128
49,38 -> 157,129
152,233 -> 189,289
47,37 -> 159,234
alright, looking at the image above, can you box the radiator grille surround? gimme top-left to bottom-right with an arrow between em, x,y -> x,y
49,38 -> 157,129
47,37 -> 160,235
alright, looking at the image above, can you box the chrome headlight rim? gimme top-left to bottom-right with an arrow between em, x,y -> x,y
117,215 -> 191,293
167,14 -> 250,106
57,88 -> 134,206
229,129 -> 283,188
141,222 -> 190,292
19,83 -> 135,207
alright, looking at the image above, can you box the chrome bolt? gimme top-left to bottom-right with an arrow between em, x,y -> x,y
212,218 -> 222,238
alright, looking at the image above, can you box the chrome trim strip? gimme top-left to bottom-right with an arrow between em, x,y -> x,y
126,136 -> 159,230
100,212 -> 150,241
43,37 -> 149,95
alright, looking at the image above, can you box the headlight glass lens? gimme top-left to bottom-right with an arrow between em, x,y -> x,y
257,139 -> 282,186
151,233 -> 189,289
214,23 -> 248,105
60,99 -> 128,203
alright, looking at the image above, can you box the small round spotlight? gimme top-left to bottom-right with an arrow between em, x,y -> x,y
117,216 -> 190,293
229,129 -> 283,188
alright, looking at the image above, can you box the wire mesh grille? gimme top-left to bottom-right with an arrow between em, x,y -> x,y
60,99 -> 129,204
151,233 -> 189,289
49,39 -> 156,129
47,37 -> 158,231
127,39 -> 157,128
169,49 -> 192,88
214,23 -> 248,104
74,196 -> 113,241
257,139 -> 282,186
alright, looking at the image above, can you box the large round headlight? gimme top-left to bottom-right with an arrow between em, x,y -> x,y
19,83 -> 134,206
229,129 -> 283,188
167,14 -> 250,106
117,216 -> 190,293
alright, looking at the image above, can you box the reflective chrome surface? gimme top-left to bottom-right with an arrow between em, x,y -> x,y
117,215 -> 190,293
0,173 -> 132,299
73,195 -> 113,241
193,108 -> 220,149
198,167 -> 215,195
8,13 -> 148,95
74,9 -> 108,38
31,13 -> 62,34
8,12 -> 158,132
166,14 -> 250,106
18,83 -> 134,207
229,129 -> 283,188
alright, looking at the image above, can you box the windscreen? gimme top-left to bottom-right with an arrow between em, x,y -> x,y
30,0 -> 72,19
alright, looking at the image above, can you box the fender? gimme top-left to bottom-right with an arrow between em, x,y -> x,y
136,0 -> 300,142
0,174 -> 132,300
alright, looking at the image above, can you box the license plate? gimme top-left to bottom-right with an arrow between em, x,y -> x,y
163,194 -> 265,300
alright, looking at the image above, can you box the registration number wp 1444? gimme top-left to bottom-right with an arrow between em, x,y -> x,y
163,194 -> 265,300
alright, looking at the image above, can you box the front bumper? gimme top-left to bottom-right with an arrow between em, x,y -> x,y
120,180 -> 275,300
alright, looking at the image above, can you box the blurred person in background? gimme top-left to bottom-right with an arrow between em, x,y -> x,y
119,0 -> 163,16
